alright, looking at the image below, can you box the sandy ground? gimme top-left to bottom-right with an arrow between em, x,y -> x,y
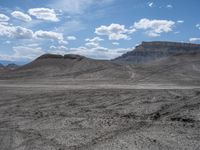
0,82 -> 200,150
0,83 -> 200,89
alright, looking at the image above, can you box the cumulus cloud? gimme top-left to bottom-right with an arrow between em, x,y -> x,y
0,46 -> 45,61
196,24 -> 200,30
49,45 -> 69,55
48,44 -> 129,59
69,46 -> 132,59
0,14 -> 10,22
112,42 -> 119,45
0,23 -> 66,44
166,4 -> 173,8
148,2 -> 154,7
34,30 -> 63,41
50,45 -> 68,50
134,18 -> 175,37
177,20 -> 184,24
85,42 -> 100,48
85,37 -> 104,48
189,38 -> 200,42
85,37 -> 104,43
0,24 -> 34,39
59,40 -> 68,45
67,36 -> 77,40
95,24 -> 135,40
28,8 -> 59,22
13,46 -> 45,60
11,11 -> 32,22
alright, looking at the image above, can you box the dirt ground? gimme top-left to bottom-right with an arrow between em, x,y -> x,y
0,82 -> 200,150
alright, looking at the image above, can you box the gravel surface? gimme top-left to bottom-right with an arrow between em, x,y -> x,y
0,83 -> 200,150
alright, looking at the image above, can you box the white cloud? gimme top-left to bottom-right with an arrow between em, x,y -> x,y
95,24 -> 135,40
112,42 -> 119,45
85,37 -> 104,48
0,14 -> 10,22
69,46 -> 132,59
13,46 -> 45,60
27,43 -> 40,47
34,30 -> 63,41
85,37 -> 104,43
166,4 -> 173,8
67,36 -> 77,40
148,2 -> 154,7
134,18 -> 175,37
0,46 -> 44,61
189,38 -> 200,42
49,45 -> 69,55
85,42 -> 100,48
59,40 -> 68,45
177,20 -> 184,24
11,11 -> 32,22
0,24 -> 34,39
196,24 -> 200,30
28,8 -> 59,22
5,41 -> 11,44
50,45 -> 68,50
174,31 -> 180,34
0,23 -> 66,44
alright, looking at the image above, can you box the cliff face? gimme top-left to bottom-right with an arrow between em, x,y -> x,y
114,41 -> 200,64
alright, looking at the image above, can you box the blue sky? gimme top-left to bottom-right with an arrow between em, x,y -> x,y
0,0 -> 200,62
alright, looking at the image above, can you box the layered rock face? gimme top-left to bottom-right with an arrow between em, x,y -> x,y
114,41 -> 200,64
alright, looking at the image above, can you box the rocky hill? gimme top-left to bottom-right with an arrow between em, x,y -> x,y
0,54 -> 131,80
114,41 -> 200,64
131,53 -> 200,85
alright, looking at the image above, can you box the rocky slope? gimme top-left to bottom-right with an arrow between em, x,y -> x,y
130,53 -> 200,85
0,54 -> 131,80
114,41 -> 200,64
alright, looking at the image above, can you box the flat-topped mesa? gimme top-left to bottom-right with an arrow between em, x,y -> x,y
36,54 -> 85,61
64,54 -> 85,61
114,41 -> 200,64
36,54 -> 64,60
136,41 -> 200,52
141,41 -> 200,47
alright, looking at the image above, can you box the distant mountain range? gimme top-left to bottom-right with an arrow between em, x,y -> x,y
0,60 -> 26,66
114,41 -> 200,64
0,63 -> 19,71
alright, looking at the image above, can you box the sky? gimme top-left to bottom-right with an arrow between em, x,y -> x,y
0,0 -> 200,63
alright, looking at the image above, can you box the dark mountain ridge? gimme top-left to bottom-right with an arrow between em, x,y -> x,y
0,54 -> 130,80
114,41 -> 200,64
